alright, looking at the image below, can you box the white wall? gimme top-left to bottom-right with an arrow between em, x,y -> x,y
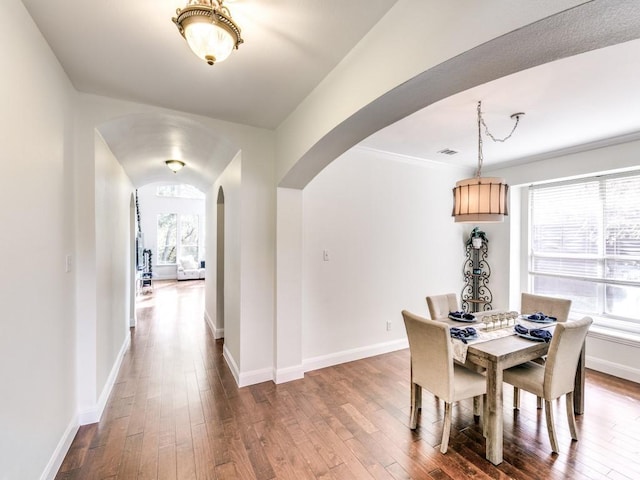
301,147 -> 469,369
275,188 -> 304,383
239,133 -> 277,381
94,133 -> 135,397
137,183 -> 206,280
211,154 -> 242,378
0,1 -> 76,478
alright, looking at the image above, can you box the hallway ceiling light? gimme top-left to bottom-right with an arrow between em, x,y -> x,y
452,101 -> 524,223
172,0 -> 244,66
166,159 -> 186,173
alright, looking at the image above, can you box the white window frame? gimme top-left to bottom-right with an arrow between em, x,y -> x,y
528,171 -> 640,337
156,213 -> 200,265
156,184 -> 204,199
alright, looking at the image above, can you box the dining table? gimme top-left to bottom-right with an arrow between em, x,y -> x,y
442,311 -> 586,465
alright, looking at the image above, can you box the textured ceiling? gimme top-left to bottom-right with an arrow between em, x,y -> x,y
20,0 -> 640,189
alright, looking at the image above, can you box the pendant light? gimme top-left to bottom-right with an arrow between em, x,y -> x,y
452,101 -> 524,223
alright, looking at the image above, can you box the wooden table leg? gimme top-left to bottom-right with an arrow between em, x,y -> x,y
485,361 -> 503,465
573,345 -> 585,414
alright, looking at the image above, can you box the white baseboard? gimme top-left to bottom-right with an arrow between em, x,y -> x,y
222,344 -> 274,387
78,333 -> 131,425
274,364 -> 304,384
223,344 -> 240,386
238,339 -> 409,387
40,415 -> 79,480
303,338 -> 409,375
153,273 -> 177,280
238,367 -> 273,387
586,355 -> 640,383
204,309 -> 224,339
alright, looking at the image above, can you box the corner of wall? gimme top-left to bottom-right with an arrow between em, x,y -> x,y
204,309 -> 224,339
39,416 -> 79,480
273,365 -> 304,384
78,333 -> 130,425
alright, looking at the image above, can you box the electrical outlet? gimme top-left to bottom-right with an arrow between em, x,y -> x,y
386,321 -> 392,331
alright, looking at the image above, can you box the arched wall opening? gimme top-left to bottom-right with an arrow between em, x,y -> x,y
216,186 -> 225,338
278,1 -> 640,190
273,2 -> 640,384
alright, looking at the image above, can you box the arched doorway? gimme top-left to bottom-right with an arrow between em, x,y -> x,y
216,186 -> 225,338
129,192 -> 137,327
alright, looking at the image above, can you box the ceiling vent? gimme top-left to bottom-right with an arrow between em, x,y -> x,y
438,148 -> 458,155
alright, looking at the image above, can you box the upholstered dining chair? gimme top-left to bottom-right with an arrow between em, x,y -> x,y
520,293 -> 573,407
520,292 -> 571,322
521,293 -> 572,322
402,310 -> 486,453
504,316 -> 593,454
427,292 -> 483,416
426,293 -> 458,319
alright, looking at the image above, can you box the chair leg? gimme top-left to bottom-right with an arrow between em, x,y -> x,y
409,382 -> 420,429
537,396 -> 543,409
544,399 -> 559,453
482,394 -> 488,438
473,395 -> 481,420
513,387 -> 520,409
566,392 -> 578,441
440,402 -> 452,454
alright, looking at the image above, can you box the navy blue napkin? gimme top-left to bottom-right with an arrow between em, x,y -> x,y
515,324 -> 552,342
527,312 -> 557,322
450,327 -> 477,344
449,311 -> 475,320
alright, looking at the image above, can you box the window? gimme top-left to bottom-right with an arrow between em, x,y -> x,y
180,214 -> 199,260
157,184 -> 204,199
529,171 -> 640,334
157,213 -> 178,264
157,213 -> 199,264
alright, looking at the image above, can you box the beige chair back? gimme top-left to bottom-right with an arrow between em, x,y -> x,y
544,316 -> 592,399
521,293 -> 571,321
402,310 -> 454,401
426,293 -> 458,319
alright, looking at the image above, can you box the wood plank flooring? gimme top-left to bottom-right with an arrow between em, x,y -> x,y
56,280 -> 640,479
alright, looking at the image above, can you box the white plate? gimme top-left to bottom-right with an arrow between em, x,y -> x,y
518,314 -> 556,323
448,314 -> 476,322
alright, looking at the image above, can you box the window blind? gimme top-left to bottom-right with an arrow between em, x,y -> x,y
529,171 -> 640,329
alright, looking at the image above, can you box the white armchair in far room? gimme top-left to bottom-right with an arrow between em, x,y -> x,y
176,255 -> 205,281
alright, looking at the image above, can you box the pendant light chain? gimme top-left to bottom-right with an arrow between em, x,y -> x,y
476,100 -> 523,177
476,101 -> 484,178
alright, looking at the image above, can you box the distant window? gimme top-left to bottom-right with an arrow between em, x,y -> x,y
157,213 -> 177,264
157,184 -> 204,199
157,213 -> 200,264
529,171 -> 640,334
180,214 -> 199,260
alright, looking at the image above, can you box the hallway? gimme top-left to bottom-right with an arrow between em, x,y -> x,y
55,281 -> 640,479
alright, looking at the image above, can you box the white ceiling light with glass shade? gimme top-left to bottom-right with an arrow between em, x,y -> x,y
452,101 -> 524,223
172,0 -> 244,66
165,159 -> 186,173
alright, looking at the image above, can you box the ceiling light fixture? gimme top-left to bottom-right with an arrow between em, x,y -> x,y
172,0 -> 243,66
166,160 -> 186,173
452,101 -> 524,223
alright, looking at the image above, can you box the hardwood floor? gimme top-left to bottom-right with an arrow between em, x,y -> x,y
56,280 -> 640,479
